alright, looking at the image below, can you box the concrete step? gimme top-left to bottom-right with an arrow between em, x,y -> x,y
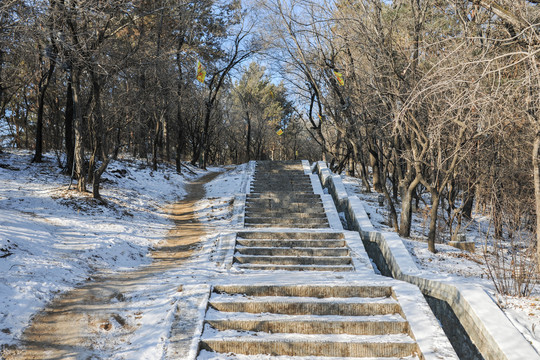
208,295 -> 401,316
200,331 -> 417,357
250,187 -> 314,193
244,217 -> 328,225
247,193 -> 321,200
235,264 -> 354,271
251,178 -> 312,184
245,205 -> 325,212
212,285 -> 393,298
238,232 -> 344,240
246,202 -> 322,209
246,199 -> 323,205
197,350 -> 419,360
236,239 -> 346,248
245,223 -> 329,229
204,312 -> 409,335
234,255 -> 352,266
245,210 -> 327,218
235,246 -> 350,257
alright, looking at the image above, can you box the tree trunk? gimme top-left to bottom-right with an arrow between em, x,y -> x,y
152,116 -> 161,171
533,132 -> 540,268
33,60 -> 56,163
64,73 -> 75,173
90,72 -> 106,199
370,151 -> 383,192
246,112 -> 252,162
175,116 -> 184,173
359,160 -> 371,193
462,183 -> 475,220
175,42 -> 184,173
192,101 -> 212,168
72,69 -> 86,192
427,190 -> 440,253
399,177 -> 420,238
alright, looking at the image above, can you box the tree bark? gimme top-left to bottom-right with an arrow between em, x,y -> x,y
72,69 -> 86,192
533,132 -> 540,268
370,150 -> 383,192
152,115 -> 161,171
399,177 -> 420,238
64,72 -> 75,173
462,184 -> 475,220
246,111 -> 251,162
427,190 -> 440,253
33,59 -> 56,163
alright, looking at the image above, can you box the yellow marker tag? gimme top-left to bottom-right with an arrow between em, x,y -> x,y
276,129 -> 283,136
196,61 -> 206,83
334,71 -> 344,86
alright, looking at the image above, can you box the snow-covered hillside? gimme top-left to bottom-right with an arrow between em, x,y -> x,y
0,150 -> 206,349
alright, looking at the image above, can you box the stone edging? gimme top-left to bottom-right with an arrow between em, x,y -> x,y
313,161 -> 540,360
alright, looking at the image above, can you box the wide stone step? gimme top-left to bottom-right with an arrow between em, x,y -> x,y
205,312 -> 409,335
197,350 -> 418,360
245,204 -> 324,212
238,232 -> 344,240
200,332 -> 418,357
236,247 -> 349,257
250,191 -> 313,197
208,296 -> 401,316
212,285 -> 393,298
246,199 -> 323,206
234,255 -> 351,266
245,223 -> 329,229
235,264 -> 354,272
244,217 -> 328,225
245,210 -> 327,218
235,239 -> 346,248
247,194 -> 321,201
248,192 -> 318,197
251,179 -> 312,184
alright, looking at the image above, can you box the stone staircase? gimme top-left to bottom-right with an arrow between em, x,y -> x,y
245,161 -> 329,229
233,231 -> 354,271
199,285 -> 419,358
196,160 -> 454,359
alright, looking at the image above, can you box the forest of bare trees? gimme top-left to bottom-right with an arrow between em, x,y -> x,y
1,0 -> 540,275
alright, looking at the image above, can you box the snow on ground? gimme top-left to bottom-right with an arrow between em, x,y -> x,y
0,150 -> 206,349
341,173 -> 540,353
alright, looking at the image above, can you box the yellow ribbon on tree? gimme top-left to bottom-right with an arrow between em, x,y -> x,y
196,60 -> 206,83
334,71 -> 344,86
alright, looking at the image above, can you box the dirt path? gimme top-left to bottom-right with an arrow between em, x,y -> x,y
3,171 -> 221,360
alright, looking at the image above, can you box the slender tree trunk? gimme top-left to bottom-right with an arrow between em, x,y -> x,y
246,112 -> 251,162
64,73 -> 74,173
72,69 -> 86,192
359,159 -> 371,193
0,48 -> 4,152
152,115 -> 161,171
462,183 -> 475,220
33,60 -> 56,163
175,111 -> 184,173
427,189 -> 440,253
533,132 -> 540,268
370,151 -> 383,192
90,72 -> 106,199
175,41 -> 184,173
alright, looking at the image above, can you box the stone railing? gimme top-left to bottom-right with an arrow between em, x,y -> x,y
313,161 -> 540,360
